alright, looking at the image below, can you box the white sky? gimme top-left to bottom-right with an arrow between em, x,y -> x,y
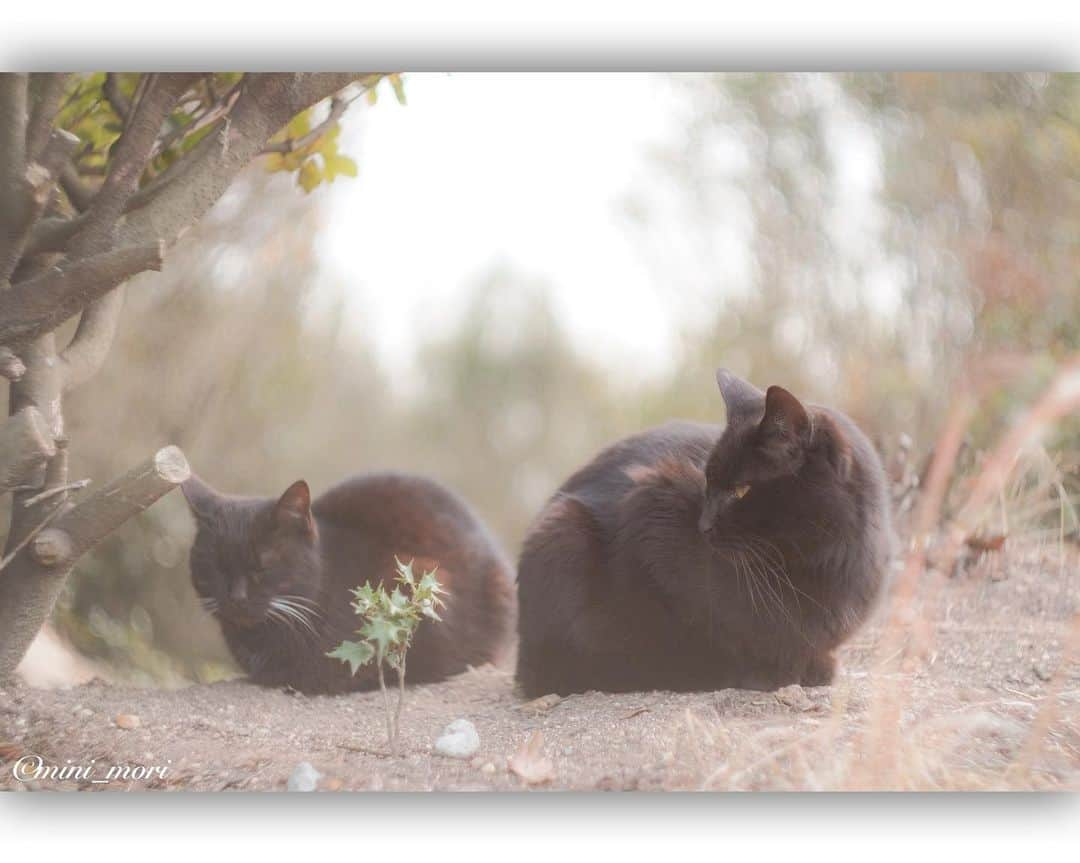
314,73 -> 888,384
317,73 -> 690,379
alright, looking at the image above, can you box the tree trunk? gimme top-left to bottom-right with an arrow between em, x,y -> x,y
0,71 -> 375,681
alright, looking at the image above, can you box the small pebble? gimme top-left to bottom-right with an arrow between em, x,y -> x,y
76,707 -> 93,719
114,713 -> 141,730
480,762 -> 496,775
434,718 -> 480,759
287,761 -> 321,792
774,685 -> 813,711
518,693 -> 562,712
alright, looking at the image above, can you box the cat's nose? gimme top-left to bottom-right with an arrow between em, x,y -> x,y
698,512 -> 713,534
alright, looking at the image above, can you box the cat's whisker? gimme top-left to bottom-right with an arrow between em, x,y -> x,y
275,595 -> 325,619
273,600 -> 322,635
269,598 -> 321,641
266,605 -> 317,645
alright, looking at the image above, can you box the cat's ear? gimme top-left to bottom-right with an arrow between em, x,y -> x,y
181,475 -> 221,520
273,480 -> 314,535
760,385 -> 811,444
716,368 -> 765,424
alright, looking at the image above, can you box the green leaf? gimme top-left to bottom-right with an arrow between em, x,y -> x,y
323,154 -> 358,181
360,617 -> 407,659
395,556 -> 416,586
298,159 -> 322,193
326,640 -> 375,675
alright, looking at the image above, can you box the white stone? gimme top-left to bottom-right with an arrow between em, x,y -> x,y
287,761 -> 321,792
434,718 -> 480,759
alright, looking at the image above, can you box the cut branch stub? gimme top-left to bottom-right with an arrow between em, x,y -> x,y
0,406 -> 56,493
41,445 -> 191,565
0,346 -> 26,381
30,528 -> 74,568
0,445 -> 190,680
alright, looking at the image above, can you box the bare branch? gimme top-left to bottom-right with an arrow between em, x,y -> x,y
23,215 -> 82,259
25,73 -> 68,159
0,445 -> 190,679
0,74 -> 28,202
58,287 -> 126,391
0,129 -> 81,281
102,73 -> 130,121
37,127 -> 81,178
0,74 -> 30,279
0,407 -> 56,493
0,241 -> 164,347
59,162 -> 96,211
21,478 -> 91,507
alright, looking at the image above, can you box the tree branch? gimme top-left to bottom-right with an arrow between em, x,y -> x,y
59,163 -> 96,211
102,72 -> 130,122
58,287 -> 127,391
0,74 -> 30,280
0,407 -> 56,493
34,446 -> 190,566
22,215 -> 78,259
69,73 -> 197,256
0,445 -> 190,680
0,241 -> 164,347
49,76 -> 196,385
25,73 -> 69,160
0,129 -> 81,282
0,74 -> 28,204
119,73 -> 367,249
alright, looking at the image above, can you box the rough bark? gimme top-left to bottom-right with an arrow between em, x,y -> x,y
0,447 -> 190,679
0,407 -> 56,493
0,241 -> 165,347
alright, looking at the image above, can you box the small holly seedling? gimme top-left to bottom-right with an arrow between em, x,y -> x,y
327,557 -> 446,753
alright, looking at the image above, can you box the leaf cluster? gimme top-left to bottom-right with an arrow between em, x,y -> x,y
327,557 -> 446,675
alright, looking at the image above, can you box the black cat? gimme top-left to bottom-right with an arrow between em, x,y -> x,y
182,472 -> 515,694
515,369 -> 894,696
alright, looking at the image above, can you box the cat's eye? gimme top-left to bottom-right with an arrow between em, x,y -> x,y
734,484 -> 751,499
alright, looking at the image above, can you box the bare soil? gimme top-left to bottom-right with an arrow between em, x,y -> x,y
2,540 -> 1077,791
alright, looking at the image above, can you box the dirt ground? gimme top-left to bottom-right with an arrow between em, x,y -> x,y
1,539 -> 1077,792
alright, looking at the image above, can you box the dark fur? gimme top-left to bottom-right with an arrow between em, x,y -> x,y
183,473 -> 515,694
515,369 -> 894,696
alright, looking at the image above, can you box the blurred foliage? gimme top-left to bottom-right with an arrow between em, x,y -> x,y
18,72 -> 1076,683
633,72 -> 1078,452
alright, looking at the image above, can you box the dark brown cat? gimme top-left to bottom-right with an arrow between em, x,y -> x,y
182,472 -> 515,694
515,369 -> 894,696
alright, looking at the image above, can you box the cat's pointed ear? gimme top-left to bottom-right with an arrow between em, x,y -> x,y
716,368 -> 765,424
181,475 -> 221,520
760,385 -> 811,443
273,480 -> 314,535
